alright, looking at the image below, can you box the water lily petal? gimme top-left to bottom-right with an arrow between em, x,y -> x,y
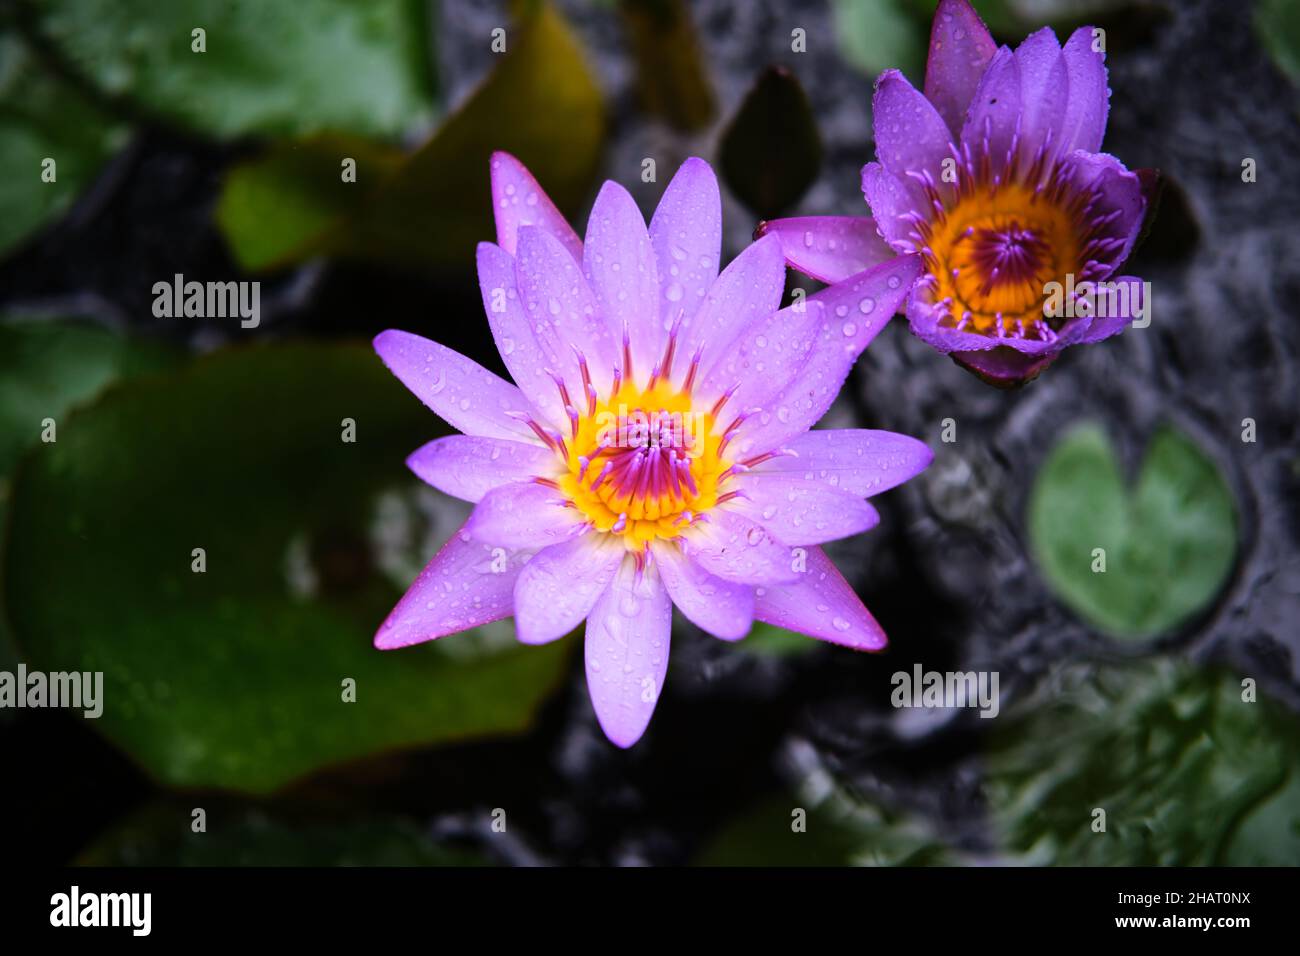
654,544 -> 754,641
649,157 -> 721,335
406,435 -> 556,503
476,241 -> 564,423
464,480 -> 586,549
754,547 -> 887,651
961,46 -> 1021,179
731,254 -> 923,457
583,181 -> 662,377
682,509 -> 801,585
924,0 -> 997,137
874,69 -> 957,188
861,162 -> 924,251
584,559 -> 672,748
514,534 -> 623,645
490,151 -> 582,261
756,215 -> 896,284
375,523 -> 527,650
1058,27 -> 1109,156
751,429 -> 934,497
680,232 -> 787,382
728,475 -> 881,546
516,224 -> 619,393
372,329 -> 536,442
1014,28 -> 1068,160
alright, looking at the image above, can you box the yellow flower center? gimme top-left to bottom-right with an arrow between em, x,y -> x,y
557,379 -> 730,547
923,179 -> 1085,340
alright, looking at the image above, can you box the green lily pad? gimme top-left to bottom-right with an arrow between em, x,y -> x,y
694,789 -> 954,866
0,318 -> 174,674
740,621 -> 817,657
986,658 -> 1300,865
28,0 -> 435,139
1257,0 -> 1300,87
0,36 -> 128,256
78,804 -> 489,866
1028,423 -> 1237,639
832,0 -> 928,82
216,2 -> 605,274
3,343 -> 570,793
718,66 -> 822,219
215,134 -> 406,271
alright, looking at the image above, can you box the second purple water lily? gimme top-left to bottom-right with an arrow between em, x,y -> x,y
762,0 -> 1156,386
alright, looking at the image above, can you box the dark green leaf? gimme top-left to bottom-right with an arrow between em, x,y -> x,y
3,343 -> 570,793
29,0 -> 435,139
1028,423 -> 1237,639
986,659 -> 1300,865
719,66 -> 822,219
1256,0 -> 1300,87
694,790 -> 955,866
832,0 -> 927,82
215,2 -> 606,273
0,36 -> 127,256
78,804 -> 489,866
0,318 -> 174,676
620,0 -> 716,132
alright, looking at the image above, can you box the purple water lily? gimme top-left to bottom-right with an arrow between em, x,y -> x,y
761,0 -> 1154,386
372,153 -> 930,747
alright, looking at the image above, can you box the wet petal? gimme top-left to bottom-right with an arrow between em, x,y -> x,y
924,0 -> 997,137
490,151 -> 582,261
699,301 -> 818,413
873,69 -> 956,187
476,241 -> 564,423
754,547 -> 886,651
406,435 -> 555,503
861,162 -> 924,251
1058,27 -> 1109,156
727,475 -> 881,546
751,429 -> 933,497
1013,28 -> 1067,160
679,233 -> 787,382
584,559 -> 672,748
653,543 -> 754,641
961,46 -> 1020,178
583,181 -> 661,377
516,224 -> 619,392
730,254 -> 923,458
682,509 -> 801,585
372,329 -> 536,442
375,523 -> 527,650
464,480 -> 585,549
649,157 -> 721,335
1062,150 -> 1145,270
756,216 -> 895,284
514,534 -> 623,645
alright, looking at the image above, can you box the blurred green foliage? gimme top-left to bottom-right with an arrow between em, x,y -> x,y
1256,0 -> 1300,87
0,36 -> 127,256
79,804 -> 489,866
1028,423 -> 1237,640
695,787 -> 956,865
216,2 -> 606,274
0,318 -> 175,673
3,343 -> 570,792
986,659 -> 1300,865
27,0 -> 435,139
